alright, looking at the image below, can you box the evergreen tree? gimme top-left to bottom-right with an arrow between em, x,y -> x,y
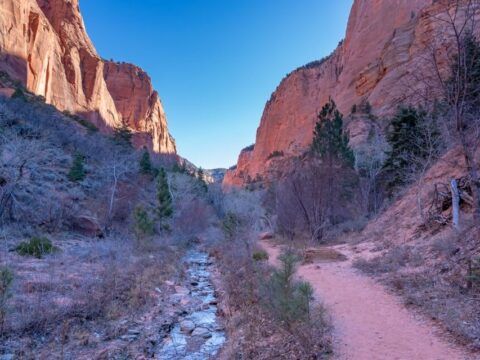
12,88 -> 25,100
139,147 -> 153,175
133,206 -> 155,240
197,167 -> 205,182
197,167 -> 208,191
156,168 -> 173,220
113,120 -> 133,147
311,98 -> 354,168
68,153 -> 86,182
447,32 -> 480,112
382,106 -> 433,190
444,32 -> 480,221
383,107 -> 424,190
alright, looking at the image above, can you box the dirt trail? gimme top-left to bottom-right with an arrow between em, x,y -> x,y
261,241 -> 473,360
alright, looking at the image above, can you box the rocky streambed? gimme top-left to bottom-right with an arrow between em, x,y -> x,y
157,250 -> 226,359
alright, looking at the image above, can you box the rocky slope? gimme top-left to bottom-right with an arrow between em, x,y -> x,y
0,0 -> 176,153
224,0 -> 444,186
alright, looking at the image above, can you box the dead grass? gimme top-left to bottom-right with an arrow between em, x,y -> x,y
354,227 -> 480,350
386,271 -> 480,350
353,245 -> 424,275
0,236 -> 182,357
303,247 -> 348,264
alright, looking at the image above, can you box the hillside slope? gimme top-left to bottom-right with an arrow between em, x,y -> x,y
0,0 -> 176,153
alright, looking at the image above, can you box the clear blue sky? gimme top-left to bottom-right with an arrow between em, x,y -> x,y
81,0 -> 353,169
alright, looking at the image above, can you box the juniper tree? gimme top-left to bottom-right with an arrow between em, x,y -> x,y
68,153 -> 86,182
156,168 -> 173,221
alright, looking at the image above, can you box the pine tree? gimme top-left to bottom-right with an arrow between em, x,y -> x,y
448,32 -> 480,112
139,147 -> 153,175
113,120 -> 133,147
197,167 -> 205,182
197,167 -> 208,191
382,106 -> 433,190
311,98 -> 354,168
133,206 -> 155,240
156,168 -> 173,220
68,153 -> 86,182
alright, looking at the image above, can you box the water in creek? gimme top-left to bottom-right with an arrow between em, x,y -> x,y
157,251 -> 226,359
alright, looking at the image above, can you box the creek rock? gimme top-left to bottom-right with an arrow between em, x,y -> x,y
180,320 -> 195,334
191,327 -> 212,339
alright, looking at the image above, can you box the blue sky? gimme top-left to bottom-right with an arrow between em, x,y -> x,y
81,0 -> 353,169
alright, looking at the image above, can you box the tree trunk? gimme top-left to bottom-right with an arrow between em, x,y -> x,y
462,143 -> 480,224
451,179 -> 460,230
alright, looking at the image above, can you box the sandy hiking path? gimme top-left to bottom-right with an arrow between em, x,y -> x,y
261,240 -> 474,360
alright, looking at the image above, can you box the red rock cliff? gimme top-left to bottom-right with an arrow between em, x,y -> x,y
224,0 -> 445,186
0,0 -> 176,153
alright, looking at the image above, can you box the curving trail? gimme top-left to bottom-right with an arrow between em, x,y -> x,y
261,241 -> 473,360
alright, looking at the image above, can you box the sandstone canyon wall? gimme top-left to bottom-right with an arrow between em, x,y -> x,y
0,0 -> 176,153
224,0 -> 449,186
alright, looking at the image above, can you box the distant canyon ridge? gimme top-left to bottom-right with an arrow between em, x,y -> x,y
0,0 -> 176,154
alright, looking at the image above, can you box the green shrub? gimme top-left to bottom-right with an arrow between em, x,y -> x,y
253,250 -> 269,262
222,212 -> 239,240
0,266 -> 13,333
68,153 -> 86,182
16,236 -> 57,258
242,144 -> 255,152
133,206 -> 155,240
68,114 -> 99,132
12,88 -> 25,100
267,150 -> 284,160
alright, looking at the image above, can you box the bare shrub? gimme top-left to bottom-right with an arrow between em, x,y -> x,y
276,160 -> 359,244
354,125 -> 389,215
431,236 -> 459,257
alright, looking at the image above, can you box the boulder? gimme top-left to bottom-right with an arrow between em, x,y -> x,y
72,215 -> 103,237
259,231 -> 274,240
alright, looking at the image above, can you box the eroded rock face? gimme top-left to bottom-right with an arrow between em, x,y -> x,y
0,0 -> 176,153
224,0 -> 446,186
